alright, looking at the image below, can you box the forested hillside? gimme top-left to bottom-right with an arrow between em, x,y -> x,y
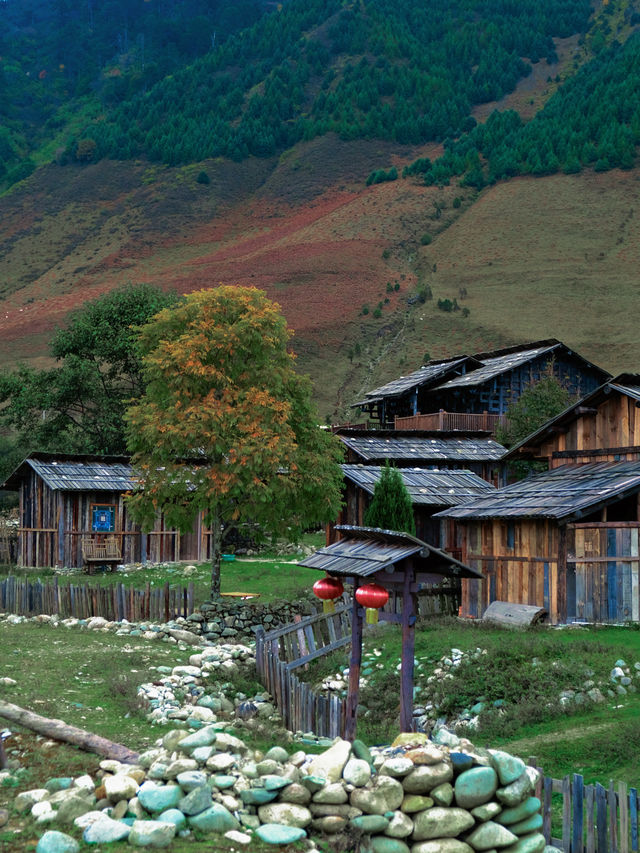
405,27 -> 640,186
0,0 -> 272,183
86,0 -> 593,163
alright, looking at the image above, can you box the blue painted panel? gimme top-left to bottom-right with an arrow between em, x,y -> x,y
543,562 -> 550,611
92,505 -> 115,532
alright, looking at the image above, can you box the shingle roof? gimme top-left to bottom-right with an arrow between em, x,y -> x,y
438,343 -> 559,390
342,464 -> 495,506
339,434 -> 505,463
434,460 -> 640,521
352,357 -> 472,405
3,453 -> 136,492
298,525 -> 483,579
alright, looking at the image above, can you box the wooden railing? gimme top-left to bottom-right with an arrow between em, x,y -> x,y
0,575 -> 194,623
395,411 -> 507,433
255,604 -> 351,738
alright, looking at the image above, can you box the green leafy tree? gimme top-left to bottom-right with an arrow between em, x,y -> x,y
125,286 -> 344,599
496,370 -> 574,449
363,462 -> 416,535
0,284 -> 180,463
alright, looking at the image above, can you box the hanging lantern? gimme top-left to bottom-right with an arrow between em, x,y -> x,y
355,582 -> 389,624
313,575 -> 344,613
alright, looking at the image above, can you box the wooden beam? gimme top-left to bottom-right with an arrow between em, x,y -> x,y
399,564 -> 416,733
344,578 -> 363,742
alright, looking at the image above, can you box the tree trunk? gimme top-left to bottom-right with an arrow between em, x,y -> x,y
210,505 -> 222,600
0,700 -> 139,764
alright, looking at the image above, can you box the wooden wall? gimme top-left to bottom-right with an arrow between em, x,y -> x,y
17,470 -> 209,568
539,394 -> 640,467
459,519 -> 560,622
459,517 -> 640,624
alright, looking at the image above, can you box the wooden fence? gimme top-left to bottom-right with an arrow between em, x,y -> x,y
255,603 -> 351,738
0,575 -> 195,623
526,761 -> 638,853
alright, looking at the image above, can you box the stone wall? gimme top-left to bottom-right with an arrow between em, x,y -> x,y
23,721 -> 555,853
185,597 -> 317,641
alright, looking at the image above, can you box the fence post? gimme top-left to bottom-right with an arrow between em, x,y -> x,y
620,782 -> 629,853
573,774 -> 584,853
563,776 -> 572,853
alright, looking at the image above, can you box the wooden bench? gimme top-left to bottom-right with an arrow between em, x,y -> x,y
81,536 -> 122,574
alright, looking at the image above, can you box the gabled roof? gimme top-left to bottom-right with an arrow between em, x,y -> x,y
434,460 -> 640,522
298,525 -> 483,579
338,431 -> 505,462
352,357 -> 475,406
342,464 -> 495,507
3,452 -> 135,492
354,339 -> 610,407
505,374 -> 640,460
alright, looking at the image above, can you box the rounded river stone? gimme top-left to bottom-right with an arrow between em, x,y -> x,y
490,752 -> 526,787
256,824 -> 307,845
465,821 -> 518,850
402,763 -> 454,794
137,783 -> 182,814
498,798 -> 541,826
366,837 -> 411,853
503,834 -> 547,853
509,814 -> 544,836
413,807 -> 475,841
455,767 -> 499,809
412,840 -> 474,853
36,831 -> 80,853
351,814 -> 390,833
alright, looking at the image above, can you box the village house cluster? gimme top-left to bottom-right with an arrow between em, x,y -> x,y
5,338 -> 640,626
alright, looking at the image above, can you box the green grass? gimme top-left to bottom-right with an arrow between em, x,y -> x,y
0,621 -> 306,852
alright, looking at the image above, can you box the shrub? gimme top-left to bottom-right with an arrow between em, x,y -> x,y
420,233 -> 432,245
196,170 -> 210,184
417,286 -> 432,303
362,304 -> 369,315
373,307 -> 382,318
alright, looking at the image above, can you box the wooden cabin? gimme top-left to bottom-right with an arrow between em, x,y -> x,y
505,374 -> 640,468
336,428 -> 506,485
435,460 -> 640,624
3,453 -> 211,569
353,339 -> 609,429
336,464 -> 495,552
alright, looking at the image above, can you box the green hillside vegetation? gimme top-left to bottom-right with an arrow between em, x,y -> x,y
84,0 -> 592,164
0,0 -> 271,184
406,27 -> 640,187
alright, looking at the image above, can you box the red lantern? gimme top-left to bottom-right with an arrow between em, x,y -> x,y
313,575 -> 344,613
355,582 -> 389,624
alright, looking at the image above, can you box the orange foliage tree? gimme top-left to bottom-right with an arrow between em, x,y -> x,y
125,286 -> 343,599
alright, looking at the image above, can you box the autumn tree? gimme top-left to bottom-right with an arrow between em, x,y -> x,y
363,462 -> 416,535
125,286 -> 344,599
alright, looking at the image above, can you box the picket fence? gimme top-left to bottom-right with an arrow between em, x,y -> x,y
0,575 -> 195,623
530,766 -> 639,853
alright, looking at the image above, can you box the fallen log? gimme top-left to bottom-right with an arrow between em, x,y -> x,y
0,700 -> 140,764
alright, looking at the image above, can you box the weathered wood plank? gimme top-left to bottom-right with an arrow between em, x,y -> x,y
573,774 -> 584,853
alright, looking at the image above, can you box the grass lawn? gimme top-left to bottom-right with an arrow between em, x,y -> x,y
0,531 -> 326,607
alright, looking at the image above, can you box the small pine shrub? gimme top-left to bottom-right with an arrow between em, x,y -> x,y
420,233 -> 432,245
373,307 -> 382,318
196,170 -> 210,184
362,304 -> 369,315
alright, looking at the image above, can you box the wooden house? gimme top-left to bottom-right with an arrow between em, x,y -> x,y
335,428 -> 506,485
435,460 -> 640,624
353,339 -> 609,429
336,464 -> 495,551
504,374 -> 640,469
3,452 -> 210,569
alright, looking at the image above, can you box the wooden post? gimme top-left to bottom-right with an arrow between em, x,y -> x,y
400,563 -> 416,732
558,526 -> 568,623
345,577 -> 362,742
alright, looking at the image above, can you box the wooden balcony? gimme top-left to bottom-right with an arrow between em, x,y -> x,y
395,411 -> 506,434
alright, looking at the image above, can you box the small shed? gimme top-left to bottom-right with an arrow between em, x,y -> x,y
3,452 -> 209,568
337,463 -> 496,551
435,460 -> 640,624
300,525 -> 483,737
336,429 -> 505,484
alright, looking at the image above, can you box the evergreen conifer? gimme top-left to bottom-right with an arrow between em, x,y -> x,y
363,463 -> 416,535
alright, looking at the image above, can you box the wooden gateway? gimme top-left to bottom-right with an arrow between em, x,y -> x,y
299,525 -> 483,739
3,452 -> 211,569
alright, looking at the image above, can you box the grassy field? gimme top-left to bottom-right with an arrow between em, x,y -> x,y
1,616 -> 639,851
